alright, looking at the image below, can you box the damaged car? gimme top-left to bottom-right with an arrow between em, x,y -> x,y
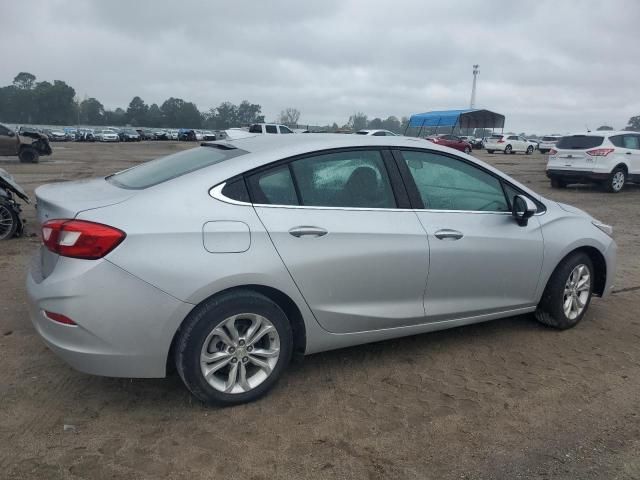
0,123 -> 52,163
0,167 -> 29,240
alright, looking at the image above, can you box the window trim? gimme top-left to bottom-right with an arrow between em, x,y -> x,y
392,147 -> 546,215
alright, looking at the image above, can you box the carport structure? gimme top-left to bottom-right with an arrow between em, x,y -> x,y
406,108 -> 505,137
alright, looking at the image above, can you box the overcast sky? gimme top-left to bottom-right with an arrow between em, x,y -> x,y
2,0 -> 639,133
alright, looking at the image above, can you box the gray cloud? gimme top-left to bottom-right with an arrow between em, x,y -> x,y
2,0 -> 639,132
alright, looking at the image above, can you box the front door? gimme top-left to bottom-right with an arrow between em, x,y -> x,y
248,149 -> 429,333
395,148 -> 544,321
0,124 -> 17,156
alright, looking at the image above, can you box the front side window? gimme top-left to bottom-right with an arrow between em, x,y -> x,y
401,150 -> 508,212
279,126 -> 293,134
265,125 -> 278,134
290,150 -> 396,208
0,124 -> 11,136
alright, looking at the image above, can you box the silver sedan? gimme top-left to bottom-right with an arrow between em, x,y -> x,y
27,135 -> 616,405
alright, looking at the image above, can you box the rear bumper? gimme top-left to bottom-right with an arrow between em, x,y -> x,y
26,250 -> 193,378
546,169 -> 610,182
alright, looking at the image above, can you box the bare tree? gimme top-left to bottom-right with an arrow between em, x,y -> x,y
279,107 -> 301,126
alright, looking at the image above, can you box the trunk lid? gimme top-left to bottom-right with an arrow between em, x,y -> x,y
35,177 -> 136,279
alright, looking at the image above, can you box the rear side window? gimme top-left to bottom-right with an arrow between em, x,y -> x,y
107,146 -> 247,189
290,150 -> 396,208
248,124 -> 262,133
221,178 -> 250,203
249,166 -> 298,205
609,135 -> 625,147
556,135 -> 604,149
279,126 -> 293,134
265,125 -> 278,134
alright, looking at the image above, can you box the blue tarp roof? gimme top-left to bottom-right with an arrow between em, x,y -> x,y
409,109 -> 505,129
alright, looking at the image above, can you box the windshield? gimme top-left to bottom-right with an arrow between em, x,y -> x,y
556,135 -> 604,150
542,136 -> 559,141
107,145 -> 248,189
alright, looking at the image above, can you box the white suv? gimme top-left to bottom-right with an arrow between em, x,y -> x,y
248,123 -> 295,134
538,136 -> 562,154
484,134 -> 536,155
546,131 -> 640,192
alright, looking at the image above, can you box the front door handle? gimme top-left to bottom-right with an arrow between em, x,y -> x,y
288,226 -> 328,238
434,229 -> 464,240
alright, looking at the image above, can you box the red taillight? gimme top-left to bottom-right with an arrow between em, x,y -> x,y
497,139 -> 505,143
549,149 -> 558,155
42,219 -> 125,259
44,310 -> 77,325
586,148 -> 615,157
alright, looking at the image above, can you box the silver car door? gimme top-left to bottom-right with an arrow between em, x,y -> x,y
395,148 -> 544,321
249,149 -> 429,334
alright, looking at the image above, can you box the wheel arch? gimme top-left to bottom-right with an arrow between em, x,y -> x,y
167,284 -> 307,374
546,246 -> 607,297
612,163 -> 628,174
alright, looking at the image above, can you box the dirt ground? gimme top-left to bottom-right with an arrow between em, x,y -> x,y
1,141 -> 639,480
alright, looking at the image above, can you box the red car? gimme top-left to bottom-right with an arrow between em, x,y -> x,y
425,134 -> 472,153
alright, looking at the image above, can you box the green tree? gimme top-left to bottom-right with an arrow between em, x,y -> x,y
13,72 -> 36,90
238,100 -> 263,125
146,103 -> 163,127
104,108 -> 127,126
126,96 -> 148,126
161,97 -> 201,128
596,126 -> 614,131
382,116 -> 401,133
80,97 -> 105,125
626,116 -> 640,131
368,118 -> 383,129
213,102 -> 239,129
348,112 -> 368,131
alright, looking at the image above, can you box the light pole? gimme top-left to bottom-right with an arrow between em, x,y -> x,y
470,64 -> 479,109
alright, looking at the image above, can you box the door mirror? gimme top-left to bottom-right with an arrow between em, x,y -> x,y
512,195 -> 536,226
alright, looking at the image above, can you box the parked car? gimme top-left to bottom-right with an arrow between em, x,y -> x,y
355,129 -> 398,136
202,130 -> 217,141
546,131 -> 640,192
484,134 -> 536,155
425,134 -> 472,153
539,136 -> 562,154
64,128 -> 77,141
248,123 -> 295,134
0,167 -> 29,239
167,129 -> 179,140
27,135 -> 616,405
76,129 -> 96,142
154,130 -> 169,141
45,129 -> 67,142
460,135 -> 483,149
119,128 -> 141,142
0,123 -> 52,163
95,129 -> 120,142
194,130 -> 205,141
178,128 -> 197,141
527,138 -> 540,150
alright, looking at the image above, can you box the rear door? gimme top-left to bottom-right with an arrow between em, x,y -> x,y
622,134 -> 640,175
394,148 -> 544,321
248,148 -> 430,333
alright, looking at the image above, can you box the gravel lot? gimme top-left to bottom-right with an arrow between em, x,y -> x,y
1,141 -> 639,480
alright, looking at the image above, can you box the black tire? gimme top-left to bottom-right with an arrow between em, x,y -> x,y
535,252 -> 594,329
18,147 -> 39,163
606,167 -> 626,193
539,149 -> 548,154
175,290 -> 293,405
550,178 -> 567,189
487,149 -> 494,154
504,145 -> 512,154
464,146 -> 471,154
0,201 -> 19,240
526,146 -> 534,155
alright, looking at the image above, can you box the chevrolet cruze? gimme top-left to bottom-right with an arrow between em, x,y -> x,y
27,135 -> 617,405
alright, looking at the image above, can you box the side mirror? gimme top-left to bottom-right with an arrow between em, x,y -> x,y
512,195 -> 536,226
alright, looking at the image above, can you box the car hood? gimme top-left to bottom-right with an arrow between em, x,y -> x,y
556,201 -> 591,219
0,168 -> 29,202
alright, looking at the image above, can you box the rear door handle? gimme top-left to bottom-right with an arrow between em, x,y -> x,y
288,226 -> 328,238
434,229 -> 464,240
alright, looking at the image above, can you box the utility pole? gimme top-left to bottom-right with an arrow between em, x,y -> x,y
470,64 -> 479,109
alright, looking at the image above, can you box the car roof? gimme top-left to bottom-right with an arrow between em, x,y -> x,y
563,131 -> 631,137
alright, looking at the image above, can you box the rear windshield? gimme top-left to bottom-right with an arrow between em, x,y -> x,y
541,136 -> 559,142
355,131 -> 369,135
107,145 -> 248,189
490,134 -> 503,139
556,135 -> 604,150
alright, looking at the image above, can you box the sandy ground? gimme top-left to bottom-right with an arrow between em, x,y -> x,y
0,141 -> 639,480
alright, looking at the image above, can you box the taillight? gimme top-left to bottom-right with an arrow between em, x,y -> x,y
586,148 -> 615,157
43,310 -> 77,326
549,149 -> 558,155
42,219 -> 125,259
497,139 -> 505,143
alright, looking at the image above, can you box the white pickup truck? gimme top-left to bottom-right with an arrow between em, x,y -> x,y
248,123 -> 295,134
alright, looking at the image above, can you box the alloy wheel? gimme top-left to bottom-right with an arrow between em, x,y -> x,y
200,313 -> 280,394
563,264 -> 590,320
612,171 -> 625,192
0,204 -> 16,240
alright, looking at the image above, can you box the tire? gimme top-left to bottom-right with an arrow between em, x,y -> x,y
0,201 -> 19,240
464,146 -> 471,154
487,149 -> 494,154
18,147 -> 39,163
504,145 -> 512,154
535,252 -> 594,329
606,167 -> 626,193
540,149 -> 548,154
550,178 -> 567,189
526,146 -> 534,155
175,290 -> 293,405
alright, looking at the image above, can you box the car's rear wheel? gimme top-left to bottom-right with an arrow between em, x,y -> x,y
175,290 -> 292,405
18,147 -> 39,163
535,252 -> 593,329
0,202 -> 18,240
550,178 -> 567,188
504,145 -> 512,154
526,145 -> 534,155
487,149 -> 494,154
606,167 -> 626,193
464,146 -> 471,154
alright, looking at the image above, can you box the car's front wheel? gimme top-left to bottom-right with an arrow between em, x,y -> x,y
504,145 -> 512,154
18,146 -> 39,163
535,252 -> 593,329
464,146 -> 471,154
526,145 -> 534,155
175,290 -> 292,405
